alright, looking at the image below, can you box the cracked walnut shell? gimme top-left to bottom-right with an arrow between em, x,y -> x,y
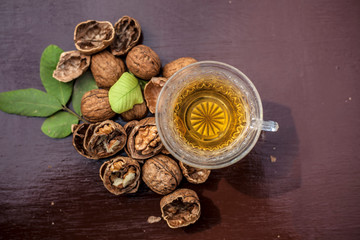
160,188 -> 201,228
90,50 -> 126,89
163,57 -> 197,78
142,154 -> 182,195
81,89 -> 116,123
179,161 -> 211,184
144,77 -> 167,114
110,16 -> 141,56
74,20 -> 115,55
100,156 -> 141,195
126,45 -> 161,80
52,50 -> 90,82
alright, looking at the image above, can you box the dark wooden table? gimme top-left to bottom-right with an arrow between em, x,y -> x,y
1,0 -> 359,239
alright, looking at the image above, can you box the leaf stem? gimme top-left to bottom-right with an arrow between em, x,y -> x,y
62,106 -> 89,123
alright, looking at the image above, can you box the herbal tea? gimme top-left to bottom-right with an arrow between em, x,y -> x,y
173,79 -> 248,150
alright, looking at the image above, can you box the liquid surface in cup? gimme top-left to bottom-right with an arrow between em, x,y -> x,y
173,79 -> 248,150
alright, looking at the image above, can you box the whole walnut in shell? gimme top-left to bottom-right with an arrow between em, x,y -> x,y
91,50 -> 126,88
99,156 -> 141,195
81,89 -> 116,123
110,16 -> 141,56
126,45 -> 161,80
163,57 -> 197,78
72,120 -> 127,159
144,77 -> 167,113
120,102 -> 148,122
142,154 -> 182,195
53,50 -> 90,82
74,20 -> 115,55
179,161 -> 211,184
160,188 -> 201,228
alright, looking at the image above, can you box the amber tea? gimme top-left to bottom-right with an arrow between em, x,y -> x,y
173,79 -> 248,150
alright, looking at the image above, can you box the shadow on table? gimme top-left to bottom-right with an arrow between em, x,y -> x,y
224,101 -> 301,198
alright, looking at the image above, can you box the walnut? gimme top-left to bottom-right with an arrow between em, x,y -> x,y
52,50 -> 90,82
160,188 -> 201,228
142,154 -> 182,195
99,156 -> 141,195
110,16 -> 141,56
126,45 -> 161,80
126,117 -> 163,160
120,101 -> 148,122
179,161 -> 211,184
163,57 -> 197,78
90,50 -> 126,88
144,77 -> 167,113
72,120 -> 126,159
81,89 -> 116,123
74,20 -> 115,55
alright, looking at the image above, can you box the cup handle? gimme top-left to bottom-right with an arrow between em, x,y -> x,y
250,119 -> 279,132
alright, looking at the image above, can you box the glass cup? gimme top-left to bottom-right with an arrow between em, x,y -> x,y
156,61 -> 278,169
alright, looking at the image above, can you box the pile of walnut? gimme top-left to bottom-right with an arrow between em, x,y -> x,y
60,16 -> 207,229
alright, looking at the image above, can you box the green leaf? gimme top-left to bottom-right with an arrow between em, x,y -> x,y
0,88 -> 62,117
40,44 -> 73,105
109,72 -> 144,114
139,79 -> 148,90
72,71 -> 98,116
41,111 -> 79,138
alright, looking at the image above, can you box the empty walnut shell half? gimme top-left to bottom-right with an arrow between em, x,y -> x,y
72,120 -> 127,159
74,20 -> 115,55
160,188 -> 201,228
163,57 -> 197,78
120,102 -> 148,122
144,77 -> 167,113
179,162 -> 211,184
90,50 -> 126,88
100,156 -> 141,195
81,89 -> 116,123
126,117 -> 163,160
126,45 -> 161,80
52,50 -> 90,82
110,16 -> 141,56
142,154 -> 182,195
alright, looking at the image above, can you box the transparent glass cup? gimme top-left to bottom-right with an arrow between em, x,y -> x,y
156,61 -> 279,169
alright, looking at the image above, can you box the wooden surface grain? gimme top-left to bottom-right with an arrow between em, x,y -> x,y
0,0 -> 359,239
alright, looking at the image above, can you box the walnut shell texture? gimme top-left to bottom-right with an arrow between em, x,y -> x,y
52,50 -> 90,82
81,89 -> 116,123
120,101 -> 148,122
179,161 -> 211,184
144,77 -> 167,113
142,154 -> 182,195
126,45 -> 161,80
126,117 -> 163,160
163,57 -> 197,78
100,156 -> 141,195
90,50 -> 125,88
110,16 -> 141,56
72,123 -> 92,159
160,188 -> 201,228
74,20 -> 115,55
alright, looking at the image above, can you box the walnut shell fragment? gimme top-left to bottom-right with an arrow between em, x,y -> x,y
142,154 -> 182,195
120,102 -> 148,122
163,57 -> 197,78
52,50 -> 90,82
81,89 -> 116,123
179,162 -> 211,184
74,20 -> 115,55
144,77 -> 167,113
160,188 -> 201,228
110,16 -> 141,56
126,45 -> 161,80
72,120 -> 126,159
100,156 -> 140,195
126,117 -> 163,160
90,50 -> 126,88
